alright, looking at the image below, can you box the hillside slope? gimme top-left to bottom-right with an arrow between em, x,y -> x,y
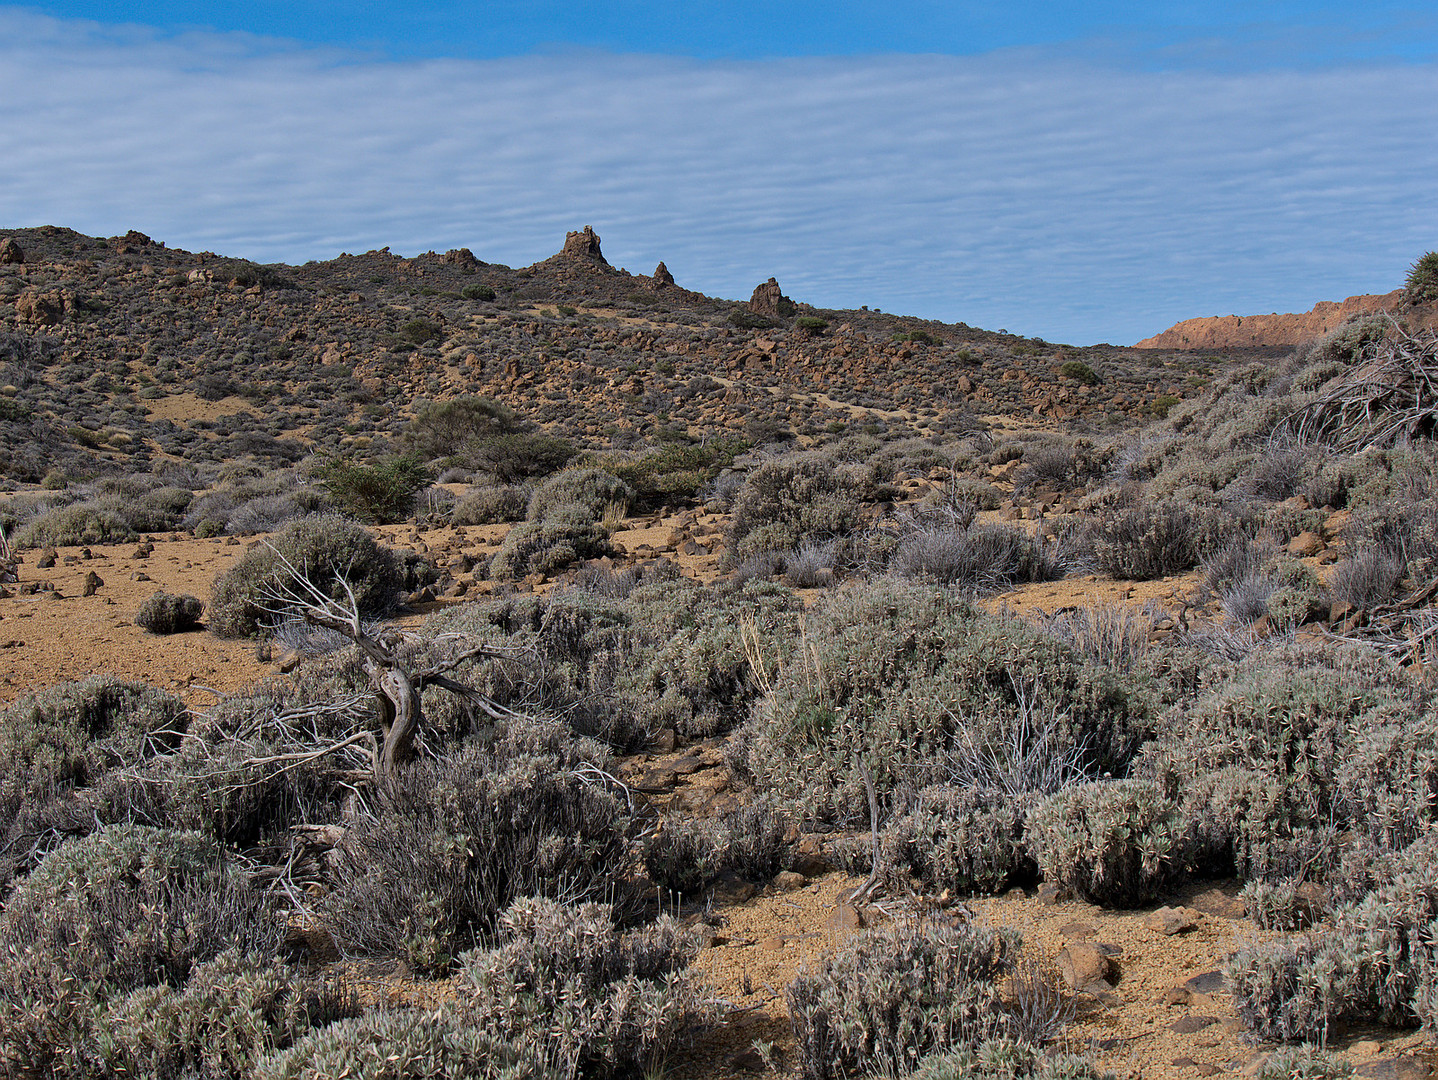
2,224 -> 1213,484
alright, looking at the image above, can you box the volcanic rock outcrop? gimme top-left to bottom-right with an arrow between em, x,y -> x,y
561,225 -> 608,264
749,277 -> 795,319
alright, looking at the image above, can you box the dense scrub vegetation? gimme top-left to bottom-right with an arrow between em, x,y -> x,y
7,233 -> 1438,1075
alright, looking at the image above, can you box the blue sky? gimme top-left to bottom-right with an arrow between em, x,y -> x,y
2,3 -> 1436,344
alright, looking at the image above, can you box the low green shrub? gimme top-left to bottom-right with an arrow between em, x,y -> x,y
458,897 -> 709,1078
1255,1046 -> 1354,1080
737,578 -> 1150,823
1228,836 -> 1438,1041
13,498 -> 134,547
88,950 -> 356,1080
1405,251 -> 1438,305
1060,360 -> 1100,386
891,521 -> 1062,589
400,317 -> 444,345
527,467 -> 633,522
423,578 -> 803,749
256,1008 -> 548,1080
0,678 -> 187,863
466,432 -> 575,483
404,396 -> 516,459
208,513 -> 402,638
452,484 -> 527,525
489,517 -> 611,579
787,918 -> 1018,1080
880,785 -> 1032,896
0,825 -> 280,998
603,437 -> 748,510
1329,549 -> 1406,609
1137,657 -> 1414,878
135,591 -> 204,633
1091,502 -> 1203,580
315,453 -> 432,524
643,797 -> 793,895
910,1040 -> 1111,1080
726,456 -> 870,560
322,744 -> 634,975
1027,779 -> 1181,908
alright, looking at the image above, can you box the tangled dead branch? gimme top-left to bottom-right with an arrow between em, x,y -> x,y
255,543 -> 528,778
1293,321 -> 1438,451
1326,574 -> 1438,677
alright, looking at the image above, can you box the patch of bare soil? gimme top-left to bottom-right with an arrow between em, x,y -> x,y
0,533 -> 268,706
144,391 -> 258,425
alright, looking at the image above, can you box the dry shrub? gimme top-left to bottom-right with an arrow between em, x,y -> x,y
787,918 -> 1018,1080
135,590 -> 204,633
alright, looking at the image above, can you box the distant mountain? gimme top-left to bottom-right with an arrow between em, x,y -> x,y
1137,290 -> 1438,350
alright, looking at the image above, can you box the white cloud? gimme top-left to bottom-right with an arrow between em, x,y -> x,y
1,9 -> 1436,343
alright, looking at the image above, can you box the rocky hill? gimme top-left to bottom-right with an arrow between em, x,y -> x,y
1,224 -> 1216,485
1136,289 -> 1438,349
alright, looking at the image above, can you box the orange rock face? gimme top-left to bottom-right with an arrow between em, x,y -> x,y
1136,290 -> 1416,349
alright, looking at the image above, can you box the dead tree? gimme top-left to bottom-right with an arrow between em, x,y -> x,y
258,546 -> 525,779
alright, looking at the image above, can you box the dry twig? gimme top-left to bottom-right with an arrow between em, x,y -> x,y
1293,321 -> 1438,451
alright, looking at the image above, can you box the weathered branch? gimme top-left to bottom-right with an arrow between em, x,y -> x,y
253,542 -> 530,779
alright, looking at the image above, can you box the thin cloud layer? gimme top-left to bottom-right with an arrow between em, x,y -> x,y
1,10 -> 1435,343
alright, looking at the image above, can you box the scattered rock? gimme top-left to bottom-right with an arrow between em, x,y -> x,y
1036,881 -> 1071,905
1170,1015 -> 1219,1034
1144,906 -> 1201,935
81,571 -> 104,596
1160,987 -> 1191,1006
36,548 -> 57,569
442,247 -> 482,269
828,902 -> 866,932
1059,921 -> 1097,941
0,236 -> 24,264
758,935 -> 787,951
648,728 -> 678,753
1184,971 -> 1227,994
1358,1062 -> 1433,1080
15,289 -> 73,326
773,871 -> 806,891
712,873 -> 757,903
1085,979 -> 1122,1007
727,1047 -> 769,1073
1057,943 -> 1112,990
1287,530 -> 1325,557
791,835 -> 833,877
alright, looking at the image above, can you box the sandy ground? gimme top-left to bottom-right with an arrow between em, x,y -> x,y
2,518 -> 1433,1079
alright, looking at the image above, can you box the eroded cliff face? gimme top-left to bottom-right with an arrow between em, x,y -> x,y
1136,290 -> 1438,349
